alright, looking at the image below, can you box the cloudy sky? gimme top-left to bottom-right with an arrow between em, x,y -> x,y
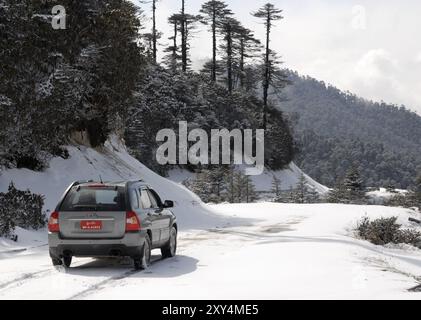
134,0 -> 421,114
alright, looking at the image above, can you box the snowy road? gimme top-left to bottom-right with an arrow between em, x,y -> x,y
0,203 -> 421,300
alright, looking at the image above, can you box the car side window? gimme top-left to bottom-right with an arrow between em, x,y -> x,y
139,189 -> 152,209
130,189 -> 139,209
147,190 -> 159,209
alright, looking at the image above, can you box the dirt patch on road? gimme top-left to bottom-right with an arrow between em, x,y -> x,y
261,225 -> 294,233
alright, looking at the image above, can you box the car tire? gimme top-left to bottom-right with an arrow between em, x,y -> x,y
52,258 -> 63,266
161,227 -> 177,259
134,234 -> 152,270
62,255 -> 72,268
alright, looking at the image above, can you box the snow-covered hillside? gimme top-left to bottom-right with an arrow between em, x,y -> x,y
0,135 -> 327,233
0,136 -> 323,252
0,136 -> 221,231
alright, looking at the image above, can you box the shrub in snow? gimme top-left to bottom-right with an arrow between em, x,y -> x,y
0,194 -> 16,238
184,167 -> 259,204
357,217 -> 421,247
386,192 -> 420,210
275,174 -> 320,204
0,182 -> 46,238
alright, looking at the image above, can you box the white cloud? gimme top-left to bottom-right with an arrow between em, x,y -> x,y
355,49 -> 398,80
348,49 -> 407,107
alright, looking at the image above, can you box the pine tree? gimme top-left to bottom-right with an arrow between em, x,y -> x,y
200,1 -> 232,82
290,174 -> 306,204
235,26 -> 261,89
271,176 -> 282,197
327,182 -> 347,204
252,3 -> 285,129
177,0 -> 201,72
244,175 -> 258,203
223,170 -> 259,203
190,170 -> 214,203
343,166 -> 366,203
164,14 -> 182,71
276,174 -> 320,204
219,17 -> 242,93
180,0 -> 187,72
208,166 -> 231,202
276,187 -> 294,203
304,186 -> 321,204
152,0 -> 159,63
225,168 -> 237,203
328,167 -> 367,204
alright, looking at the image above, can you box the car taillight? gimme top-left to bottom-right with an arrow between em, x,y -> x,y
48,211 -> 60,233
126,211 -> 141,232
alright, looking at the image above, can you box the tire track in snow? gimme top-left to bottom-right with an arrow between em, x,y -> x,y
66,269 -> 142,300
409,284 -> 421,292
0,244 -> 48,258
0,260 -> 87,293
67,258 -> 165,300
0,269 -> 52,291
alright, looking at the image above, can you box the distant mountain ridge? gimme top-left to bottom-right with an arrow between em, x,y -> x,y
280,70 -> 421,188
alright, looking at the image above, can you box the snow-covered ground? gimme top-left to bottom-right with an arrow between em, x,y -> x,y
1,137 -> 420,300
0,203 -> 420,300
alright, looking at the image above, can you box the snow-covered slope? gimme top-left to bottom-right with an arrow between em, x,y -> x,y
168,162 -> 329,194
251,162 -> 329,194
0,135 -> 328,222
0,136 -> 221,230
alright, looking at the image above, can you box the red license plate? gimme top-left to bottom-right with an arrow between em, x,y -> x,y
81,221 -> 102,231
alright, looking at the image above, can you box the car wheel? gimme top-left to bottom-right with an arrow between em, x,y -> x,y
62,255 -> 72,268
52,258 -> 62,266
134,234 -> 151,270
161,227 -> 177,259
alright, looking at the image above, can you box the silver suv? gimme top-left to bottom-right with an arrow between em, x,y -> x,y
48,180 -> 178,270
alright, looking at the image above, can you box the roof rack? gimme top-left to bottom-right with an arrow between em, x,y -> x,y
73,180 -> 95,187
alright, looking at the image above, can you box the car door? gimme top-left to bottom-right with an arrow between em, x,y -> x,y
147,189 -> 171,245
139,188 -> 160,247
129,188 -> 151,230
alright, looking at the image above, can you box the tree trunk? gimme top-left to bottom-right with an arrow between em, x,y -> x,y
246,180 -> 249,203
181,0 -> 187,72
227,25 -> 233,93
152,0 -> 157,63
212,7 -> 217,82
240,38 -> 245,88
172,19 -> 178,71
263,12 -> 271,130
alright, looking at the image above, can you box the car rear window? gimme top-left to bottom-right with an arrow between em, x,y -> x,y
60,186 -> 126,212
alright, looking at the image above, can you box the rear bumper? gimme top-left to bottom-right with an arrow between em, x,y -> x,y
48,231 -> 146,259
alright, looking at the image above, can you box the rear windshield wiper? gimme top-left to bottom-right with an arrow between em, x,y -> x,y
72,205 -> 99,210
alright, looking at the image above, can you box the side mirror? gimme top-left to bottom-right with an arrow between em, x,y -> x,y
163,200 -> 174,208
